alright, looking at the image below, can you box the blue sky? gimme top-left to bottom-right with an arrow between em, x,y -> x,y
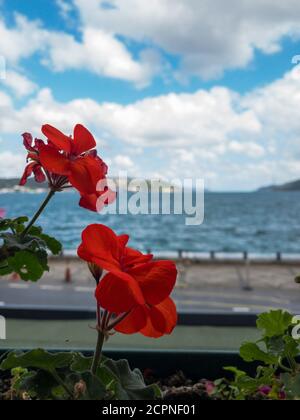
1,0 -> 300,190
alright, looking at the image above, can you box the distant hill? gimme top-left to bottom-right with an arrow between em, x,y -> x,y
258,179 -> 300,192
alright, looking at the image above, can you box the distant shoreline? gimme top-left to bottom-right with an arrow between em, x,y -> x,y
1,178 -> 300,193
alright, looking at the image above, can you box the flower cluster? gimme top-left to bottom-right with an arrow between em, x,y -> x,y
20,123 -> 178,340
20,124 -> 114,212
78,224 -> 178,338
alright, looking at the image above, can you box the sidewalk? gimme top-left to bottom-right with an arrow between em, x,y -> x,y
5,257 -> 297,292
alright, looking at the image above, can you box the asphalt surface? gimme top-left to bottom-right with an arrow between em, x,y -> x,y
1,278 -> 300,314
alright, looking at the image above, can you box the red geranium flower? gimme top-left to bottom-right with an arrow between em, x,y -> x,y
20,124 -> 114,211
39,124 -> 107,196
114,296 -> 177,338
78,224 -> 177,314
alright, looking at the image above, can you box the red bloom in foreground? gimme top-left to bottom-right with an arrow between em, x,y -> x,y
115,296 -> 177,338
77,224 -> 178,337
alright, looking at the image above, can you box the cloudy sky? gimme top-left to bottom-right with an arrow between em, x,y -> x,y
1,0 -> 300,190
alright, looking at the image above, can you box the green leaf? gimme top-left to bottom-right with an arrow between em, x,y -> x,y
0,217 -> 62,282
26,226 -> 62,255
224,366 -> 247,379
25,226 -> 42,236
267,336 -> 286,355
13,216 -> 29,225
7,251 -> 44,281
0,219 -> 12,231
70,353 -> 93,373
240,342 -> 277,364
39,234 -> 62,255
103,358 -> 162,400
0,263 -> 13,276
0,349 -> 74,372
283,336 -> 299,359
257,310 -> 293,338
17,370 -> 58,400
35,249 -> 50,271
281,373 -> 300,399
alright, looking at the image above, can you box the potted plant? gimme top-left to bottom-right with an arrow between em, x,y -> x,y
1,124 -> 300,400
0,124 -> 175,401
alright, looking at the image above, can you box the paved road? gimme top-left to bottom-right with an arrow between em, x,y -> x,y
1,279 -> 300,314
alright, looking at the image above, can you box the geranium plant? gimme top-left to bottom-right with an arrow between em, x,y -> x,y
211,310 -> 300,400
0,124 -> 177,400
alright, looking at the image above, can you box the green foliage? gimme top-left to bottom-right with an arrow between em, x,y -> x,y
1,349 -> 74,372
0,349 -> 161,401
257,310 -> 293,338
103,358 -> 161,400
214,366 -> 279,400
0,217 -> 62,281
281,373 -> 300,399
214,310 -> 300,400
240,343 -> 277,364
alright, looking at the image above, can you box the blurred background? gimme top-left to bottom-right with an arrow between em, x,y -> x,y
1,0 -> 300,350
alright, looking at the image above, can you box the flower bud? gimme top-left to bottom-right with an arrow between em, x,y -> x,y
88,262 -> 103,284
74,380 -> 87,399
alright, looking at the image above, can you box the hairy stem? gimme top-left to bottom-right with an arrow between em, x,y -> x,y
91,329 -> 105,376
279,358 -> 293,373
21,189 -> 55,238
107,312 -> 129,331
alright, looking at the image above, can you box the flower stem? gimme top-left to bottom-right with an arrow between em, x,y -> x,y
91,329 -> 105,376
21,189 -> 55,238
107,312 -> 129,331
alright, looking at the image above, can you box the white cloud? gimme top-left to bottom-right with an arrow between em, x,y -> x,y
0,152 -> 25,178
0,13 -> 159,87
2,1 -> 300,86
45,28 -> 158,87
96,88 -> 260,147
228,141 -> 265,158
74,0 -> 300,80
0,14 -> 46,64
1,65 -> 300,189
113,155 -> 135,170
0,71 -> 37,98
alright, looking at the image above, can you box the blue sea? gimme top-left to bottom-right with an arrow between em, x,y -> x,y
1,191 -> 300,255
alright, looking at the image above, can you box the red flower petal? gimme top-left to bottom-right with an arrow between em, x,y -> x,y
77,224 -> 122,273
19,162 -> 35,186
114,306 -> 148,334
140,298 -> 177,338
39,144 -> 71,175
68,156 -> 102,195
72,124 -> 96,156
33,165 -> 46,183
95,272 -> 145,313
42,124 -> 72,153
83,156 -> 108,188
22,133 -> 34,152
123,247 -> 153,269
118,235 -> 130,249
79,194 -> 98,212
128,261 -> 177,306
79,187 -> 116,212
